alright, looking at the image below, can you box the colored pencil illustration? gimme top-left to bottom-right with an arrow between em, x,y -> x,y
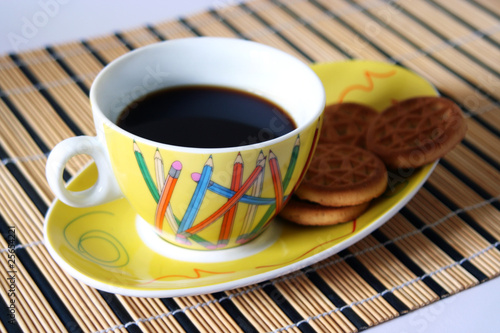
282,136 -> 300,191
190,173 -> 276,205
133,134 -> 305,248
269,150 -> 284,213
290,119 -> 320,193
165,206 -> 178,233
154,148 -> 165,191
133,143 -> 215,247
154,150 -> 180,232
181,157 -> 266,237
133,141 -> 159,202
239,151 -> 265,239
249,135 -> 301,236
177,156 -> 214,237
217,153 -> 243,247
170,214 -> 210,247
154,161 -> 182,232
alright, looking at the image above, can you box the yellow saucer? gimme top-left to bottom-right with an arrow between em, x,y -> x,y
44,60 -> 438,297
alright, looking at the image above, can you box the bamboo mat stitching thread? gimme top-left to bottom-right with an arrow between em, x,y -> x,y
0,240 -> 43,254
273,240 -> 500,333
0,191 -> 490,332
0,57 -> 498,135
1,0 -> 498,76
0,90 -> 497,168
1,0 -> 499,331
0,6 -> 497,267
0,1 -> 497,123
0,152 -> 50,168
0,3 -> 499,169
0,72 -> 96,100
0,0 -> 392,71
0,191 -> 497,330
1,192 -> 498,330
387,23 -> 500,64
1,5 -> 499,75
90,239 -> 500,333
0,20 -> 498,131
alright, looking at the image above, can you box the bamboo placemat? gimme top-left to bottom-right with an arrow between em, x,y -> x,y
1,0 -> 499,331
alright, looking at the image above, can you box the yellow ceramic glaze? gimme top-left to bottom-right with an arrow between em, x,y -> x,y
104,114 -> 320,250
45,60 -> 438,297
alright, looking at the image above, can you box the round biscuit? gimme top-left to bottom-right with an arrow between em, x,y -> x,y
295,143 -> 388,206
319,102 -> 378,148
366,96 -> 467,169
279,196 -> 370,226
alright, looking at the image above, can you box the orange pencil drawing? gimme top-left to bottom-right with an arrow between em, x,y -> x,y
154,161 -> 182,232
154,149 -> 180,232
217,153 -> 243,247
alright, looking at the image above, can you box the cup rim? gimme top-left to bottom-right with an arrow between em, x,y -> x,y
90,37 -> 326,153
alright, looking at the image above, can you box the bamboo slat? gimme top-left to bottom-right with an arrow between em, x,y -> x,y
473,0 -> 500,18
313,258 -> 399,326
394,0 -> 500,71
273,275 -> 358,332
409,189 -> 500,278
380,214 -> 478,294
0,57 -> 79,150
280,0 -> 388,61
153,20 -> 198,40
119,27 -> 163,49
84,35 -> 131,65
428,165 -> 500,239
349,236 -> 438,309
224,286 -> 300,332
215,5 -> 313,63
246,0 -> 347,62
0,236 -> 66,333
0,0 -> 499,331
433,0 -> 500,43
51,42 -> 103,88
183,11 -> 241,39
115,295 -> 184,333
16,49 -> 95,135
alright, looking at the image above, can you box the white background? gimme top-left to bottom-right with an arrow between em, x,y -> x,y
1,1 -> 499,332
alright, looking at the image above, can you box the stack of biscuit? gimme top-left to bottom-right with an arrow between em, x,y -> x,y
279,97 -> 467,226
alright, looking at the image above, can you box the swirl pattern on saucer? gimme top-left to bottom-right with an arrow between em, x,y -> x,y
63,211 -> 130,267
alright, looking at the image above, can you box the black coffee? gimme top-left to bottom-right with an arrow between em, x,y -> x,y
117,85 -> 296,148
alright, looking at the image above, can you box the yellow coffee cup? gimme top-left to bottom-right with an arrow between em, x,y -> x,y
46,37 -> 325,250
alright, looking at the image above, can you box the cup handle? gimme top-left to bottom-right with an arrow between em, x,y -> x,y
46,136 -> 122,207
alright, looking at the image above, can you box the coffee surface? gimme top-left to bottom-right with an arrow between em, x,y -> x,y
117,85 -> 296,148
